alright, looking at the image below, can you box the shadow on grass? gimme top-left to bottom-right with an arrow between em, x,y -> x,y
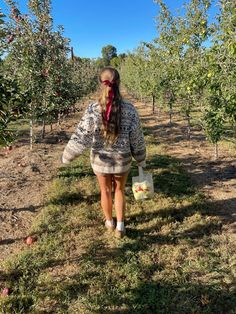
48,211 -> 231,314
0,204 -> 42,213
142,117 -> 207,144
103,281 -> 236,314
57,163 -> 94,179
49,191 -> 100,206
123,202 -> 222,251
175,154 -> 236,188
127,154 -> 195,198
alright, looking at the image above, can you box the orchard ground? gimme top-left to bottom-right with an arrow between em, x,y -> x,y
0,90 -> 235,313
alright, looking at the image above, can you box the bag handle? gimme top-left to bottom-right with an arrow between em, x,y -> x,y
138,166 -> 144,181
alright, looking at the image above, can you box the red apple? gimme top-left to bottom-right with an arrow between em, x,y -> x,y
4,146 -> 13,155
137,186 -> 143,192
15,16 -> 22,22
7,35 -> 15,43
1,287 -> 10,296
25,236 -> 37,245
42,68 -> 49,77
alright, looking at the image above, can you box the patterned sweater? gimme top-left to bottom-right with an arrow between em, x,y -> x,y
62,100 -> 146,174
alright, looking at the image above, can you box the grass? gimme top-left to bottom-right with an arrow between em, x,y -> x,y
0,133 -> 236,314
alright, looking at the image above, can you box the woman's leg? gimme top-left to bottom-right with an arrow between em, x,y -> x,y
96,174 -> 113,221
113,173 -> 128,224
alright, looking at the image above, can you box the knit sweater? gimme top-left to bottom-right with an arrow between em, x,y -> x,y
62,100 -> 146,174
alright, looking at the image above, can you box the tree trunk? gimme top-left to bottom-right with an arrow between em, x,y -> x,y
50,123 -> 53,132
71,47 -> 74,61
169,103 -> 172,125
57,112 -> 61,130
186,114 -> 191,140
30,118 -> 34,150
152,94 -> 155,114
158,104 -> 162,115
214,142 -> 219,160
186,97 -> 192,140
41,119 -> 46,139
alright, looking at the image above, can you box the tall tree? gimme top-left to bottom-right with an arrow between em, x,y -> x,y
101,45 -> 117,65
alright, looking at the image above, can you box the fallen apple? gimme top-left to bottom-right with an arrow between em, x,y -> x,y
4,146 -> 13,155
24,236 -> 37,245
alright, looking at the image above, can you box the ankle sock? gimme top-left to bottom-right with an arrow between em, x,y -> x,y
117,221 -> 125,231
105,219 -> 114,227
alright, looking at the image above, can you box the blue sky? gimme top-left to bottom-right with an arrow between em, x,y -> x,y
1,0 -> 218,58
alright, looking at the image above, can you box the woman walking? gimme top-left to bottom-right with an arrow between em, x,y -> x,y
62,66 -> 146,238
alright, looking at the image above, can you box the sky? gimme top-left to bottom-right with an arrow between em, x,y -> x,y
1,0 -> 219,59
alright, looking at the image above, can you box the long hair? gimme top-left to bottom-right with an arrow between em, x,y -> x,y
98,66 -> 122,145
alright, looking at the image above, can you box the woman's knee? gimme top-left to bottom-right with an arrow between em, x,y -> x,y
100,186 -> 112,195
96,174 -> 112,194
113,176 -> 127,193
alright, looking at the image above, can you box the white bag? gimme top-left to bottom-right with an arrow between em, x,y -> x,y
132,166 -> 154,200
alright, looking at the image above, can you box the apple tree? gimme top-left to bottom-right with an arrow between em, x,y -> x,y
203,0 -> 236,158
0,7 -> 26,147
4,0 -> 76,147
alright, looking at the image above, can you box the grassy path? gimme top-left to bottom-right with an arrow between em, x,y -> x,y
0,96 -> 235,313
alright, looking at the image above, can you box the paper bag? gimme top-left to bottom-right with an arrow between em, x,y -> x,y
132,166 -> 154,200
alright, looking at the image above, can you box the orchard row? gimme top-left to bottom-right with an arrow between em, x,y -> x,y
120,0 -> 236,158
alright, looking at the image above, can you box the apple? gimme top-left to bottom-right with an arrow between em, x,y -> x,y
142,183 -> 150,191
42,68 -> 49,77
7,34 -> 15,43
4,146 -> 13,155
15,16 -> 22,23
1,287 -> 10,296
24,236 -> 37,245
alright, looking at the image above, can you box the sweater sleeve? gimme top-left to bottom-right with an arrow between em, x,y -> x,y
129,108 -> 146,163
62,104 -> 94,163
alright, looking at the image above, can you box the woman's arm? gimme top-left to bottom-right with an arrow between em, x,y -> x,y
129,108 -> 146,165
62,104 -> 94,164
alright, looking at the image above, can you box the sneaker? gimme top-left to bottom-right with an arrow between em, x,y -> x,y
114,227 -> 126,239
105,221 -> 115,232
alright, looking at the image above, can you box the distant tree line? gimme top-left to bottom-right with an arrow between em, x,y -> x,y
95,44 -> 127,69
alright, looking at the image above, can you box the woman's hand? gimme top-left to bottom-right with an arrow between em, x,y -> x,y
61,155 -> 70,164
137,160 -> 146,168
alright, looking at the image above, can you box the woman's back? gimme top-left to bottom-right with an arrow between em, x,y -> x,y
63,99 -> 146,174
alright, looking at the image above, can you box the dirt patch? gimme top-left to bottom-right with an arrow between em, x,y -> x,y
0,96 -> 94,262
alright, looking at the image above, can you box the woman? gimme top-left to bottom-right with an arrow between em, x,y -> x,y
62,66 -> 146,238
